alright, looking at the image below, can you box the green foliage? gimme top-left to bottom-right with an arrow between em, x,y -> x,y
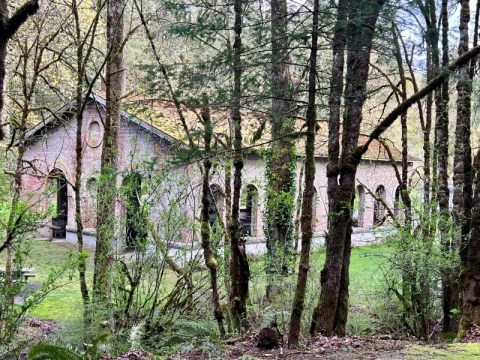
28,331 -> 112,360
28,344 -> 84,360
263,148 -> 297,279
377,193 -> 457,339
144,318 -> 221,355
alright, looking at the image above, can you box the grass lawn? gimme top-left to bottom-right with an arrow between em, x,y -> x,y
0,240 -> 92,321
0,239 -> 392,328
405,343 -> 480,359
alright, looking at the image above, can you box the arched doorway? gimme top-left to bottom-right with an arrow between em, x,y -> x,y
123,172 -> 146,249
354,185 -> 366,227
374,185 -> 386,225
240,184 -> 259,236
49,169 -> 68,238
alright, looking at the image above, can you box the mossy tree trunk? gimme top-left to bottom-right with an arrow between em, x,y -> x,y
287,0 -> 319,347
228,0 -> 250,331
458,1 -> 480,337
200,95 -> 226,338
451,0 -> 472,334
437,0 -> 453,333
459,150 -> 480,337
265,0 -> 296,297
94,0 -> 125,304
71,0 -> 105,313
311,0 -> 384,336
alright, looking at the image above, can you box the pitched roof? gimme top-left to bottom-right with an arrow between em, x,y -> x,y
123,95 -> 411,162
25,92 -> 412,163
23,92 -> 178,145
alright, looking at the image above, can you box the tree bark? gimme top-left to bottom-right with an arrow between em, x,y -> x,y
459,150 -> 480,336
451,0 -> 471,334
302,15 -> 480,339
391,23 -> 411,225
287,0 -> 319,347
228,0 -> 249,331
0,0 -> 39,140
200,95 -> 226,338
93,0 -> 125,303
71,0 -> 104,312
265,0 -> 296,296
458,0 -> 480,340
437,0 -> 452,333
311,0 -> 384,337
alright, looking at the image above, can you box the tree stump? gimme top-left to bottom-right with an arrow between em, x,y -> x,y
256,327 -> 279,349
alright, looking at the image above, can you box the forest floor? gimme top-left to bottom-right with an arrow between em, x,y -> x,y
221,338 -> 480,360
3,240 -> 479,359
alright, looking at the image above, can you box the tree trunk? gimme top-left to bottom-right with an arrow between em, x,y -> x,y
265,0 -> 296,297
458,0 -> 480,340
287,0 -> 319,347
94,0 -> 125,303
437,0 -> 452,333
0,0 -> 39,140
228,0 -> 250,331
451,0 -> 471,334
74,72 -> 90,308
200,95 -> 226,338
459,150 -> 480,336
311,0 -> 384,337
293,162 -> 304,255
71,0 -> 103,311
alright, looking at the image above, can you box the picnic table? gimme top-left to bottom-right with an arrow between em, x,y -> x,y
0,268 -> 36,282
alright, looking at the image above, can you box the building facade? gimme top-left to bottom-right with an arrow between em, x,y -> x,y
21,93 -> 411,249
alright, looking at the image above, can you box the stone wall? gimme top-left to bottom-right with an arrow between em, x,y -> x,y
22,100 -> 409,249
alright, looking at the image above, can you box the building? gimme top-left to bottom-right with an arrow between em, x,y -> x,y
21,92 -> 413,250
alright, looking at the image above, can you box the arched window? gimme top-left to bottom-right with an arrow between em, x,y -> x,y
374,185 -> 386,225
49,169 -> 68,238
240,184 -> 259,236
354,185 -> 366,227
123,172 -> 146,249
208,184 -> 224,228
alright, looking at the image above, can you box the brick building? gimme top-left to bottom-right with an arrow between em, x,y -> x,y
21,93 -> 412,249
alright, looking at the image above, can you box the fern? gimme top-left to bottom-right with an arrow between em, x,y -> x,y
28,344 -> 84,360
129,322 -> 145,350
176,320 -> 213,337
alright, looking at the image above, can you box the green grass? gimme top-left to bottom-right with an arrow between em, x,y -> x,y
0,240 -> 91,321
405,343 -> 480,359
245,244 -> 393,334
0,239 -> 392,330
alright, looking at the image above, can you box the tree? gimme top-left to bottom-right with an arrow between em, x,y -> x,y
265,0 -> 297,297
449,0 -> 472,333
199,94 -> 226,338
68,0 -> 106,314
458,0 -> 480,338
287,0 -> 319,347
311,0 -> 385,336
0,1 -> 66,342
0,0 -> 39,140
228,0 -> 249,330
93,0 -> 125,303
437,0 -> 452,332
